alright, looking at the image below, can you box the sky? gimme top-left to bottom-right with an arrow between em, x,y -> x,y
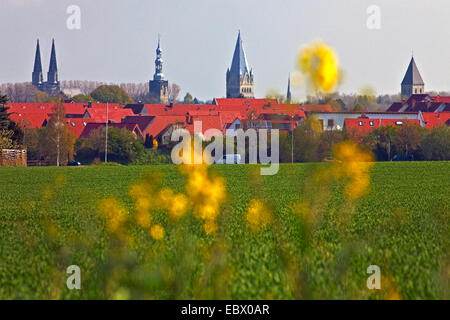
0,0 -> 449,101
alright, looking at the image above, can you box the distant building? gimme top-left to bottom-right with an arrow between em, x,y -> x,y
149,37 -> 169,104
401,56 -> 424,97
32,39 -> 61,97
286,75 -> 291,102
226,31 -> 254,98
387,94 -> 450,112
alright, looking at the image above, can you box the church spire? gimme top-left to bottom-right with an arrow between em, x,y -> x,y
401,56 -> 424,86
229,30 -> 250,79
47,39 -> 58,84
286,74 -> 292,102
32,39 -> 43,86
401,55 -> 425,97
153,35 -> 164,81
226,30 -> 254,98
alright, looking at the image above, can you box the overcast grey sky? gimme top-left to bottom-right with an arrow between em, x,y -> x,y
1,0 -> 449,100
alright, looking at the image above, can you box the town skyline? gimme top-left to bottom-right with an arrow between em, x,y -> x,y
1,0 -> 449,100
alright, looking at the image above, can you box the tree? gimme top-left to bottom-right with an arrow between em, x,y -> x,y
421,125 -> 450,160
144,134 -> 154,148
365,125 -> 397,161
40,100 -> 76,165
168,83 -> 181,103
90,85 -> 134,104
183,92 -> 194,104
34,90 -> 50,103
72,94 -> 95,103
23,127 -> 41,160
279,118 -> 322,162
394,123 -> 423,156
353,103 -> 363,111
0,82 -> 37,102
0,92 -> 11,129
318,130 -> 344,160
83,127 -> 145,164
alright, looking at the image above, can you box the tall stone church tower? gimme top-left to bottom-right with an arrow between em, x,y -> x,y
149,37 -> 169,104
226,31 -> 254,98
32,39 -> 61,97
401,56 -> 424,97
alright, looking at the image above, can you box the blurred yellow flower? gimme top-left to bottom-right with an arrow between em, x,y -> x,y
150,224 -> 165,240
99,197 -> 128,233
246,199 -> 273,233
203,220 -> 218,235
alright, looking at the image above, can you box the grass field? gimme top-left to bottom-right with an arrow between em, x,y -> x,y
0,162 -> 448,299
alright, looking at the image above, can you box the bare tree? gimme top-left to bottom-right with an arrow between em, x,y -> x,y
168,83 -> 181,103
0,82 -> 37,102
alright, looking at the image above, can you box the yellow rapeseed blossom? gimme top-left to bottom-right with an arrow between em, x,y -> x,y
169,193 -> 189,220
99,197 -> 128,233
134,197 -> 152,228
203,220 -> 218,235
246,199 -> 273,233
181,159 -> 226,234
150,224 -> 165,240
331,141 -> 375,200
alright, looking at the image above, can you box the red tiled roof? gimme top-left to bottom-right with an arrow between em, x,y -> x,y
421,112 -> 450,128
6,103 -> 89,115
431,96 -> 450,103
122,115 -> 156,136
406,94 -> 431,104
85,108 -> 134,123
184,115 -> 224,138
65,118 -> 96,137
344,118 -> 420,131
214,98 -> 277,107
145,115 -> 187,138
9,112 -> 48,128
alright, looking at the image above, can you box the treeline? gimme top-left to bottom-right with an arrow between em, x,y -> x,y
0,81 -> 200,105
278,119 -> 450,162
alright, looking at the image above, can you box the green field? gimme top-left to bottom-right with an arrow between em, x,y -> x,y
0,162 -> 448,299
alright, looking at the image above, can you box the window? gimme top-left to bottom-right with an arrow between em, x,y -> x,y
414,88 -> 417,94
395,121 -> 403,126
369,121 -> 374,126
359,121 -> 363,126
327,119 -> 334,128
70,121 -> 75,127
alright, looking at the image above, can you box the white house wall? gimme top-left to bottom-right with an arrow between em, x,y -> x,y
310,112 -> 419,131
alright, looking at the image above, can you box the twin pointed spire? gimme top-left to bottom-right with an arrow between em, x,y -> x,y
48,39 -> 58,84
32,39 -> 43,85
32,38 -> 59,86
